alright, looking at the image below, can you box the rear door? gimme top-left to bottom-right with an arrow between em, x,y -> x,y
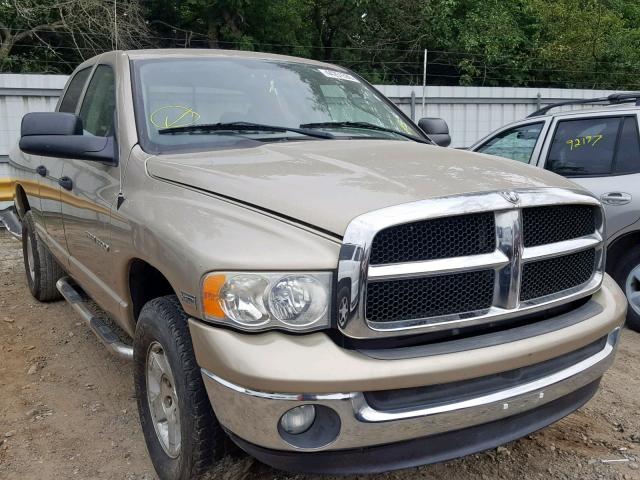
539,113 -> 640,237
60,62 -> 120,304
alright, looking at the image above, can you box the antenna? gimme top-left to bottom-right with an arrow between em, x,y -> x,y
114,0 -> 123,207
114,0 -> 118,50
422,49 -> 427,118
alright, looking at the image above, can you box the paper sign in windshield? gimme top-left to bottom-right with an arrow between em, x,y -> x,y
318,69 -> 359,83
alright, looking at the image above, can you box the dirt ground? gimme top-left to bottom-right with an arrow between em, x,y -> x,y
1,228 -> 640,480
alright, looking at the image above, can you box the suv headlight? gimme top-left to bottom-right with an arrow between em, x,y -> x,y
201,272 -> 332,332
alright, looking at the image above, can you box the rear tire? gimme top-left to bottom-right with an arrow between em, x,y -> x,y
21,211 -> 64,302
134,295 -> 225,480
611,248 -> 640,331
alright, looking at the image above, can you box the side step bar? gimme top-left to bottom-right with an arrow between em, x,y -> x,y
56,277 -> 133,361
0,207 -> 22,240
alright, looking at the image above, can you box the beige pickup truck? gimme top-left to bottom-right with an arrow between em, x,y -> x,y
9,49 -> 626,479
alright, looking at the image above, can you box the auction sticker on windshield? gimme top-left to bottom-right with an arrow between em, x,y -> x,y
318,68 -> 359,82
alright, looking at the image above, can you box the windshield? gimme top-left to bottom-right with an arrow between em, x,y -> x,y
132,57 -> 424,153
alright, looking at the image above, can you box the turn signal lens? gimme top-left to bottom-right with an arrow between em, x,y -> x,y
202,274 -> 226,318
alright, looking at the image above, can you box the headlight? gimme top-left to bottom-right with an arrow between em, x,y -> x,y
201,272 -> 332,331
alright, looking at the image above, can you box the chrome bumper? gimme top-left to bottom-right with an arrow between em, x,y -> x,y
201,327 -> 620,452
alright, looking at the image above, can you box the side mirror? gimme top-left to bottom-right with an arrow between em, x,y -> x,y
19,112 -> 117,164
418,117 -> 451,147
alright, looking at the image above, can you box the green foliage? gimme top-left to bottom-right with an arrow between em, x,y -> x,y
2,0 -> 640,89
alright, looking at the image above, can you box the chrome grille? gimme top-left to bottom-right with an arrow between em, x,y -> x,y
336,189 -> 605,340
523,205 -> 596,247
366,270 -> 495,322
520,249 -> 596,301
369,213 -> 495,265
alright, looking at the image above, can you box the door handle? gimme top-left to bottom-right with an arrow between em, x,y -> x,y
600,192 -> 632,205
58,176 -> 73,191
35,165 -> 47,177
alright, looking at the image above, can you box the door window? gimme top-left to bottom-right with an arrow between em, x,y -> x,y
58,67 -> 91,113
612,117 -> 640,175
79,65 -> 116,137
476,123 -> 543,162
546,117 -> 621,176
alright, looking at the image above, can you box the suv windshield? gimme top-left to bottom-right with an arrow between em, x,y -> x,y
132,57 -> 424,153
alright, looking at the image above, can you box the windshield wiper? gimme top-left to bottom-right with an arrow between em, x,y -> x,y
299,121 -> 430,144
158,121 -> 334,139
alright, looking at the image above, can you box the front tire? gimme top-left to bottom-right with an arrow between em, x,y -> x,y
134,296 -> 225,480
611,248 -> 640,331
21,211 -> 64,302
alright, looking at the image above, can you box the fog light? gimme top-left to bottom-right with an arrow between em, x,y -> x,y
279,405 -> 316,435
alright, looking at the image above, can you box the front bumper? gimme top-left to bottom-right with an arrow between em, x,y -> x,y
202,328 -> 618,450
227,380 -> 601,475
189,275 -> 626,473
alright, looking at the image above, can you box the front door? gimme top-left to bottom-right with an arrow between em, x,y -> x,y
36,67 -> 92,261
539,114 -> 640,238
60,64 -> 120,306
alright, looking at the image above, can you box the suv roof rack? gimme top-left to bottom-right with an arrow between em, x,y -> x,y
528,92 -> 640,117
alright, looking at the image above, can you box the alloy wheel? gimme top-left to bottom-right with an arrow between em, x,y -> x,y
146,341 -> 181,458
625,263 -> 640,316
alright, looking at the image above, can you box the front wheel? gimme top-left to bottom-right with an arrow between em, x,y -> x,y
134,296 -> 226,480
611,249 -> 640,331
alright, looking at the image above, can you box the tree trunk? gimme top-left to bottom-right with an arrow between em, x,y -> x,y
207,17 -> 219,48
0,37 -> 13,62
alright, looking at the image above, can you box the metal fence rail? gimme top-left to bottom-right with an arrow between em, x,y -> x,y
374,85 -> 620,147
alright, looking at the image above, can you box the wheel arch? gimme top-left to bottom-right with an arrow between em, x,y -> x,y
128,258 -> 177,322
606,230 -> 640,274
14,183 -> 30,218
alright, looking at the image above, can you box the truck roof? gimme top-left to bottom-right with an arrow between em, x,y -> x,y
123,48 -> 344,70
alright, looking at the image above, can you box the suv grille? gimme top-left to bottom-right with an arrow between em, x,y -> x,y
523,205 -> 596,247
370,213 -> 495,265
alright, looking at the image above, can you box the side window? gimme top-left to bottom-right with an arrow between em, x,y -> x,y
476,123 -> 543,163
612,117 -> 640,175
58,68 -> 91,113
79,65 -> 116,137
546,117 -> 620,176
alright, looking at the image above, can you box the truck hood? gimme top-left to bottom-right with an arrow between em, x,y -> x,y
146,140 -> 580,236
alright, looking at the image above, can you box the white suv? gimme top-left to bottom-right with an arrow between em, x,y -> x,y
470,93 -> 640,330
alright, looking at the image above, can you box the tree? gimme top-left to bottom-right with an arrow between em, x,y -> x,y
0,0 -> 151,72
530,0 -> 640,89
3,0 -> 640,89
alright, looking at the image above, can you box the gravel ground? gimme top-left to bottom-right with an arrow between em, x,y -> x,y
1,227 -> 640,480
